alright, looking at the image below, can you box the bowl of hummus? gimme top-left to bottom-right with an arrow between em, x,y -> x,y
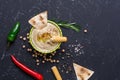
29,20 -> 62,53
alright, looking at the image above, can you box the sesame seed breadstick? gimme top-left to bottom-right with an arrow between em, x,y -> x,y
51,36 -> 67,43
51,66 -> 62,80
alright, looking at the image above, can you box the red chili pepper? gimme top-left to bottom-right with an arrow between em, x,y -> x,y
11,55 -> 43,80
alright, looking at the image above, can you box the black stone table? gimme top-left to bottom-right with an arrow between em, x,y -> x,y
0,0 -> 120,80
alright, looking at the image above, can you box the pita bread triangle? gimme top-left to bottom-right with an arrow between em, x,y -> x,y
28,11 -> 48,29
73,63 -> 94,80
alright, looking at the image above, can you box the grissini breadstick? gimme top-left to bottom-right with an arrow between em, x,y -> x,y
51,66 -> 62,80
51,36 -> 67,43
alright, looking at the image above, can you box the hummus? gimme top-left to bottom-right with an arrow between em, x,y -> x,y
29,20 -> 62,53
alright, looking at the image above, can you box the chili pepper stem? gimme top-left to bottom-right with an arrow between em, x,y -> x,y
6,42 -> 11,50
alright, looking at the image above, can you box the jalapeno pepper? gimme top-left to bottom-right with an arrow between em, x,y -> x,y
7,22 -> 20,43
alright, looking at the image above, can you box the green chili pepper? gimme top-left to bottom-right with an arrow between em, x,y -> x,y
7,22 -> 20,46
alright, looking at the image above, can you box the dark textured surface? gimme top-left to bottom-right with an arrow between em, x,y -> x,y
0,0 -> 120,80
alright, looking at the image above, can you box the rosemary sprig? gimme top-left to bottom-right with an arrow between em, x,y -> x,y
51,19 -> 80,32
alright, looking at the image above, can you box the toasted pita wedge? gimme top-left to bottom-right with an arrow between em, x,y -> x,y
28,11 -> 48,29
73,63 -> 94,80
